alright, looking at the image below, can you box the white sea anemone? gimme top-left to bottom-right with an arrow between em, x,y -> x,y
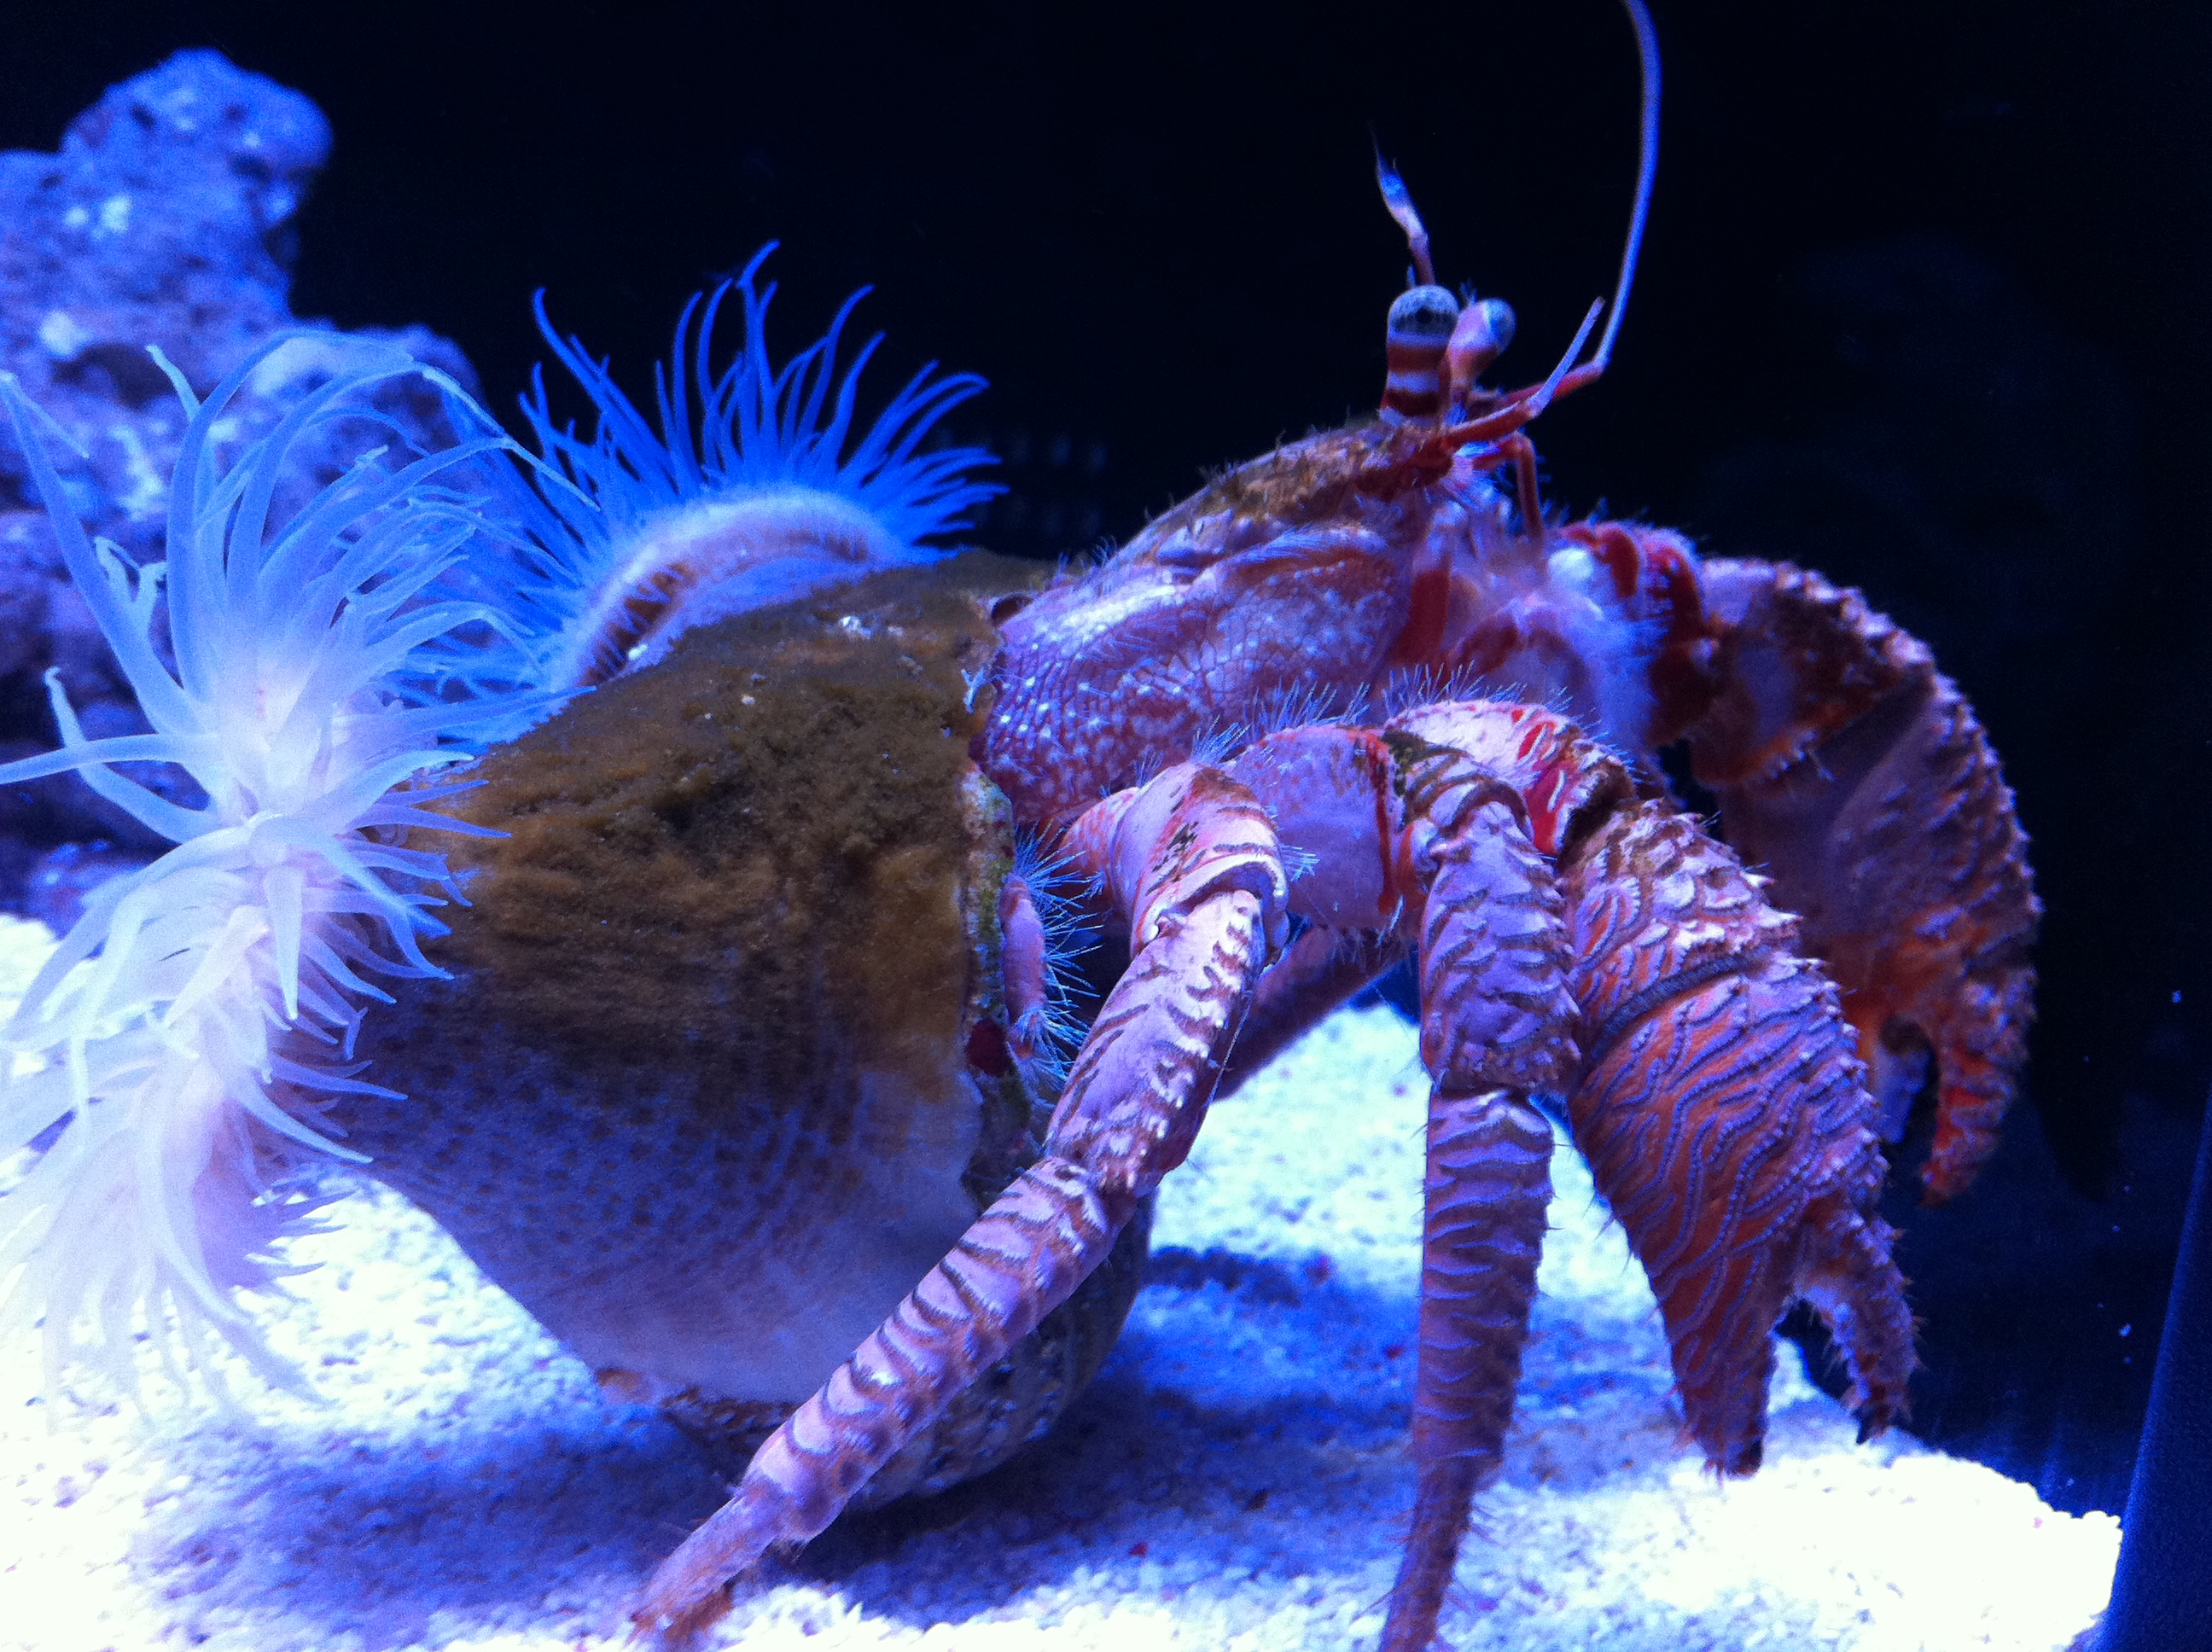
0,339 -> 556,1398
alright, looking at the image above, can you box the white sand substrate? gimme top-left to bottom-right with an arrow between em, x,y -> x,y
0,911 -> 2117,1650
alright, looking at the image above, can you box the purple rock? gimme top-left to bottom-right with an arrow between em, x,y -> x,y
0,50 -> 488,882
18,838 -> 151,934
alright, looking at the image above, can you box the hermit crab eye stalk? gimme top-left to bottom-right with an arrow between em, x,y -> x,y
1382,284 -> 1463,422
504,245 -> 1003,692
1371,0 -> 1659,422
1448,297 -> 1517,387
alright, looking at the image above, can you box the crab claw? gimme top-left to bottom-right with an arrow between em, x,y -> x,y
1685,560 -> 2040,1202
1562,800 -> 1915,1469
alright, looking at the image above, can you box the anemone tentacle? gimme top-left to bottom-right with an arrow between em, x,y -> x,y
502,245 -> 1002,689
0,340 -> 556,1397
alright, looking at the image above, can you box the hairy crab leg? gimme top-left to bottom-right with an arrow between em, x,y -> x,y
1225,720 -> 1582,1650
1375,730 -> 1584,1650
1393,700 -> 1913,1469
1682,558 -> 2039,1201
1222,701 -> 1913,1643
632,765 -> 1286,1645
1558,795 -> 1916,1468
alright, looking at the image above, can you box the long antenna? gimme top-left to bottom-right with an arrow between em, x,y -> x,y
1586,0 -> 1661,375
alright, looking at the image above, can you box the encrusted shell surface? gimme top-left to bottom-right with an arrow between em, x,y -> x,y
318,555 -> 1145,1504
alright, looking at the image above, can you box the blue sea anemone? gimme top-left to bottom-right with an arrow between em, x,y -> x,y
501,244 -> 1001,689
0,340 -> 556,1398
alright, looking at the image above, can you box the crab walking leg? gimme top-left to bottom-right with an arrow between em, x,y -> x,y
1391,728 -> 1597,1649
1044,765 -> 1288,1178
632,765 -> 1285,1644
1685,558 -> 2039,1202
1225,720 -> 1581,1651
1373,700 -> 1911,1503
632,1163 -> 1123,1643
1559,798 -> 1916,1470
1387,1089 -> 1554,1650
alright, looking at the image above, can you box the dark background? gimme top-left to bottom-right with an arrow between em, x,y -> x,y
4,0 -> 2207,1521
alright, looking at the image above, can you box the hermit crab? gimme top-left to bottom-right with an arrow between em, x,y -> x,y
0,4 -> 2037,1649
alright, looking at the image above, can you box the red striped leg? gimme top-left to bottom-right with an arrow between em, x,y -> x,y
1561,800 -> 1914,1472
632,1163 -> 1125,1643
1226,717 -> 1580,1652
1382,726 -> 1579,1650
632,765 -> 1284,1644
1384,1088 -> 1553,1652
1383,700 -> 1912,1474
1048,764 -> 1288,1182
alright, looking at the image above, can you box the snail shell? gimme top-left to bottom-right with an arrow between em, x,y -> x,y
322,555 -> 1147,1504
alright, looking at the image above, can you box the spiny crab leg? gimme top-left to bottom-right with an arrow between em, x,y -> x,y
1554,773 -> 1917,1467
1224,718 -> 1579,1649
1220,701 -> 1913,1649
1372,743 -> 1580,1649
1394,702 -> 1915,1468
631,765 -> 1287,1645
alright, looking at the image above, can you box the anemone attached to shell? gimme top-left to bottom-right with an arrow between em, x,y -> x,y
0,340 -> 557,1396
0,252 -> 1005,1402
499,244 -> 1001,691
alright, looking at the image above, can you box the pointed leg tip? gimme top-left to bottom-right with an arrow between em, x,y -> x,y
1379,1457 -> 1485,1652
1918,1161 -> 1970,1206
632,1574 -> 742,1645
1853,1389 -> 1906,1444
631,1577 -> 736,1649
1698,1431 -> 1763,1479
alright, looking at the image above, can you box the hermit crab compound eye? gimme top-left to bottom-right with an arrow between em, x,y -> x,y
1446,295 -> 1518,396
1382,283 -> 1462,422
1387,285 -> 1461,337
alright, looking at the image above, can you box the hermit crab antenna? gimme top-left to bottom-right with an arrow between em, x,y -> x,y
1586,0 -> 1662,376
1532,299 -> 1604,418
1374,150 -> 1437,289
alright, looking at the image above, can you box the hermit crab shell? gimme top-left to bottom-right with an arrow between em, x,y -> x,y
320,554 -> 1147,1505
